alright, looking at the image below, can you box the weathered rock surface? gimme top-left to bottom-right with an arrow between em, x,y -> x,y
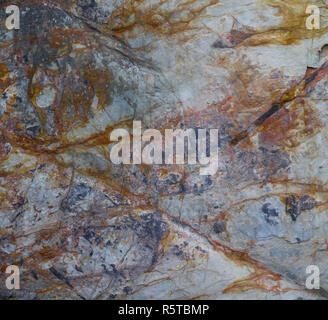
1,0 -> 328,299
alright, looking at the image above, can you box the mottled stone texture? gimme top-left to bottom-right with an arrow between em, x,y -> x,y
0,0 -> 328,300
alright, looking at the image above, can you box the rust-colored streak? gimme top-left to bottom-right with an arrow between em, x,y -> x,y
105,0 -> 221,37
211,240 -> 296,294
230,61 -> 328,147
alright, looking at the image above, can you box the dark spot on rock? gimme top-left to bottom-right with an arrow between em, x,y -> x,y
60,183 -> 92,212
26,125 -> 40,138
83,227 -> 102,245
49,267 -> 73,289
77,0 -> 110,24
167,173 -> 181,185
75,265 -> 83,273
123,286 -> 133,295
212,39 -> 231,49
37,163 -> 47,170
12,196 -> 26,209
195,245 -> 207,254
172,244 -> 184,257
125,212 -> 168,266
31,270 -> 38,280
19,4 -> 74,38
178,183 -> 186,194
205,176 -> 212,186
285,195 -> 317,221
262,203 -> 279,225
213,220 -> 225,234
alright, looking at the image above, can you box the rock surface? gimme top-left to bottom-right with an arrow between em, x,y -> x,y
0,0 -> 328,299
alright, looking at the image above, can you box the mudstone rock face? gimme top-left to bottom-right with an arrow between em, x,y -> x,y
0,0 -> 328,299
